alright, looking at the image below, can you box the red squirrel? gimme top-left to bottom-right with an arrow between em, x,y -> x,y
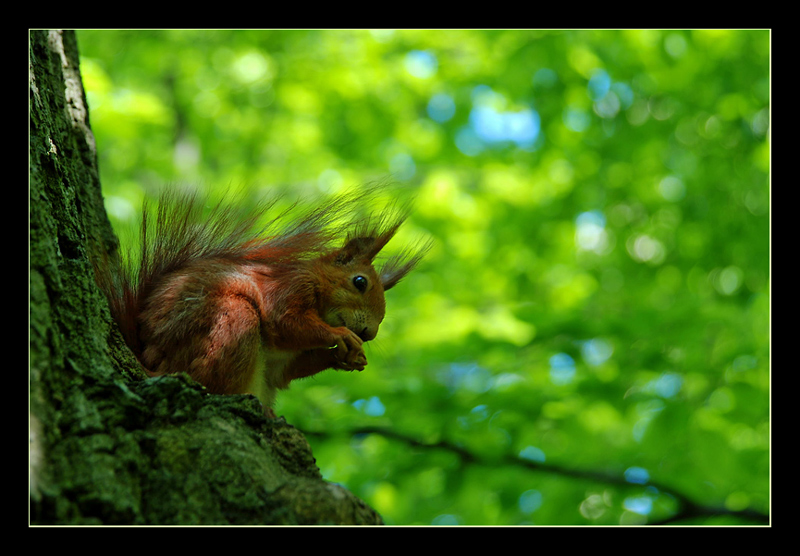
98,189 -> 427,411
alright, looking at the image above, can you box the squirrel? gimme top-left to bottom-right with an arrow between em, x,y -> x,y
97,188 -> 428,412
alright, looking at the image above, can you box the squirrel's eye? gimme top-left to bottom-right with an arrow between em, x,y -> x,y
352,275 -> 368,292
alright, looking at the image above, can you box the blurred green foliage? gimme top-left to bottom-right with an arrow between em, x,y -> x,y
77,29 -> 770,525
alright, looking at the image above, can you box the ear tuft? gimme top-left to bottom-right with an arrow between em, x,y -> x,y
379,240 -> 432,290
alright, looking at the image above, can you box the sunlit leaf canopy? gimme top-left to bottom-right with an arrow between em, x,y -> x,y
77,29 -> 770,525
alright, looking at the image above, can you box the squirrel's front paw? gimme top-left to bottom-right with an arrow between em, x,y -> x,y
341,349 -> 367,371
333,328 -> 367,371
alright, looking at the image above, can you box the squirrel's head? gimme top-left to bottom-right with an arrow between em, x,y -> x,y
318,220 -> 428,342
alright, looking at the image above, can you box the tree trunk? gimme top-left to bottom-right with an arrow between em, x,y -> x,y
28,29 -> 382,525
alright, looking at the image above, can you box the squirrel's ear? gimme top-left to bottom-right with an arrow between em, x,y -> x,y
334,237 -> 378,266
334,212 -> 406,266
380,265 -> 408,291
379,242 -> 430,290
335,223 -> 401,265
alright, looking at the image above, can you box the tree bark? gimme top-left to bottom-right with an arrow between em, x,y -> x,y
29,29 -> 382,525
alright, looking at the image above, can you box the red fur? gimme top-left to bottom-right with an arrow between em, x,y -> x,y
98,189 -> 428,410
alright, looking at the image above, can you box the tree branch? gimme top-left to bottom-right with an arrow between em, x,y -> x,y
303,425 -> 769,525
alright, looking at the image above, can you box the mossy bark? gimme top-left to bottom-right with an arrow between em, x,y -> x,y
29,29 -> 382,525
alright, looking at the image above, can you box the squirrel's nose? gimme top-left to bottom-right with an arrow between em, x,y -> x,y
358,326 -> 377,342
